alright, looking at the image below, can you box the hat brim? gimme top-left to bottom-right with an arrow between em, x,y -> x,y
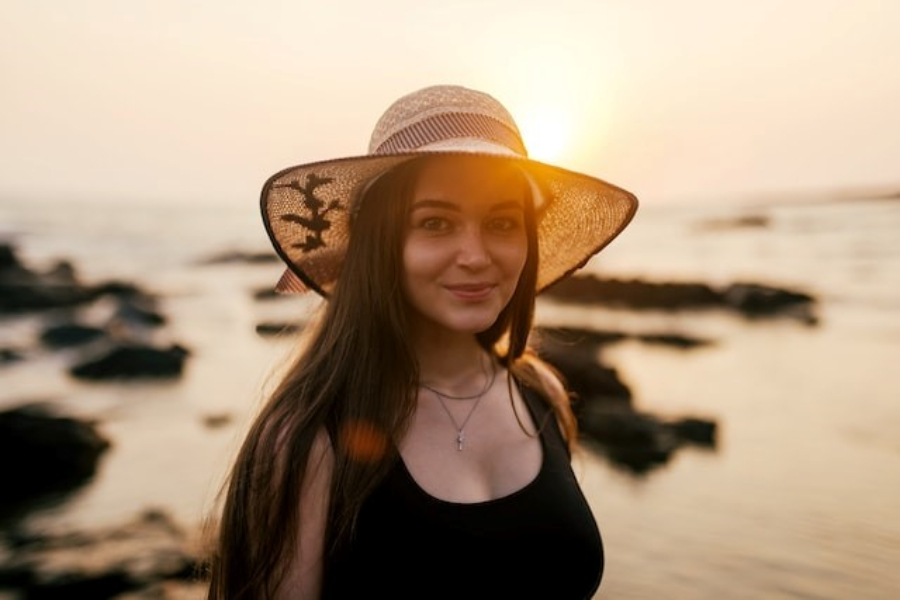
261,151 -> 637,297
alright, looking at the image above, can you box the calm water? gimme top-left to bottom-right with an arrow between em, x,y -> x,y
2,195 -> 899,599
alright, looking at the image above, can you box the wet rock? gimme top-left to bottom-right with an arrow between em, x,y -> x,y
578,407 -> 718,475
40,323 -> 107,349
255,322 -> 303,337
1,347 -> 25,364
0,404 -> 110,520
110,297 -> 166,329
197,250 -> 278,265
634,332 -> 713,349
536,325 -> 712,352
695,214 -> 770,230
0,242 -> 152,315
0,509 -> 201,599
0,243 -> 19,269
546,349 -> 633,406
545,276 -> 723,309
543,274 -> 818,324
252,287 -> 280,301
723,282 -> 818,324
0,244 -> 94,313
579,407 -> 679,473
671,417 -> 717,446
69,344 -> 190,380
201,414 -> 232,429
534,326 -> 632,404
531,324 -> 719,474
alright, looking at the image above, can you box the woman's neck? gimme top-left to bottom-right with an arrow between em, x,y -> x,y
413,333 -> 492,394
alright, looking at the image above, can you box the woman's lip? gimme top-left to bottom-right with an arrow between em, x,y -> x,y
444,283 -> 496,299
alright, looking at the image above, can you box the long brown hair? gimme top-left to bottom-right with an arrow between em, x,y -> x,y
203,156 -> 578,598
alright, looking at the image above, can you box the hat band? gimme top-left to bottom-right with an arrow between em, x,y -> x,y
373,112 -> 527,157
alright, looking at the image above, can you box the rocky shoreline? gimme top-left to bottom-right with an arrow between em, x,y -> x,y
0,239 -> 819,598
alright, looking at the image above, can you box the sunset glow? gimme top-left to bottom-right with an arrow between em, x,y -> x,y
517,108 -> 571,163
1,1 -> 898,205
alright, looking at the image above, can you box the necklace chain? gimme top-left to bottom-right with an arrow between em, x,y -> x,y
421,357 -> 496,451
420,354 -> 494,400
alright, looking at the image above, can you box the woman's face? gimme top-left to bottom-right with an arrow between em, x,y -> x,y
402,155 -> 529,338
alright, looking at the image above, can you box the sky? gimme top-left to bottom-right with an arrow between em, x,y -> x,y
1,0 -> 898,207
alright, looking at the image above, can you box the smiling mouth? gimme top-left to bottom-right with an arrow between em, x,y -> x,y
444,283 -> 496,300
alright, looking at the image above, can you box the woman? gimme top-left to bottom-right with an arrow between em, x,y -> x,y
205,85 -> 637,599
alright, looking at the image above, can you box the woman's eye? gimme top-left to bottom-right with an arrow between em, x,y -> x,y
419,216 -> 450,231
487,215 -> 522,232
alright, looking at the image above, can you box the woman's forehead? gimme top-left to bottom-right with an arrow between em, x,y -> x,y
413,155 -> 527,197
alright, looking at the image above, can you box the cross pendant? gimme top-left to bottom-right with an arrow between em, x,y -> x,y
456,431 -> 465,451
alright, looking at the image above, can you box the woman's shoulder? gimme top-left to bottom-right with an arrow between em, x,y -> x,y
514,350 -> 579,450
516,350 -> 570,403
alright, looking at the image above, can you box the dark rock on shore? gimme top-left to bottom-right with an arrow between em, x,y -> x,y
0,509 -> 202,598
722,283 -> 817,323
197,249 -> 278,265
70,344 -> 190,380
535,325 -> 712,352
0,404 -> 110,521
255,321 -> 304,336
578,406 -> 716,474
695,214 -> 770,230
534,324 -> 718,474
539,343 -> 633,405
110,296 -> 166,328
0,242 -> 151,315
543,274 -> 818,324
1,347 -> 25,364
40,323 -> 107,349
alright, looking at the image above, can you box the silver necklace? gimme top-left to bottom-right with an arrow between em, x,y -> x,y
421,358 -> 496,450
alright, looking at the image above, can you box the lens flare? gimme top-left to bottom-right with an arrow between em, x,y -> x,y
339,419 -> 389,463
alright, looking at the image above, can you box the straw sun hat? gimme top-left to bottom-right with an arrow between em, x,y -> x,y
261,84 -> 638,296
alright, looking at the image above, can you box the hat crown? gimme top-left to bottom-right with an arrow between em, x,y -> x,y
368,85 -> 524,155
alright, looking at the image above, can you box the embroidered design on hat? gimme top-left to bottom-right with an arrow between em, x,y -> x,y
274,173 -> 341,252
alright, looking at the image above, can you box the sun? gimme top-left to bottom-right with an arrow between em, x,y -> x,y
516,108 -> 572,164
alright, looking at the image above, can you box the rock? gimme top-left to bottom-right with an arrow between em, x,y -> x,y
542,274 -> 818,323
255,322 -> 303,337
536,325 -> 712,351
110,297 -> 166,329
40,323 -> 107,349
1,347 -> 25,364
252,287 -> 280,301
534,329 -> 633,404
544,275 -> 723,309
670,417 -> 717,446
0,509 -> 200,598
578,407 -> 679,474
528,325 -> 719,474
0,252 -> 94,313
201,414 -> 232,429
197,250 -> 278,265
578,407 -> 718,475
695,214 -> 770,230
0,242 -> 153,315
0,404 -> 111,520
722,283 -> 818,324
0,243 -> 20,269
635,333 -> 713,349
69,344 -> 190,380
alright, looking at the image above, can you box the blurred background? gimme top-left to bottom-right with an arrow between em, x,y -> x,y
1,1 -> 898,598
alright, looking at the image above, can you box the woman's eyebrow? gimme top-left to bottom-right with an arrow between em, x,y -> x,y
490,200 -> 524,212
409,199 -> 524,212
410,199 -> 459,211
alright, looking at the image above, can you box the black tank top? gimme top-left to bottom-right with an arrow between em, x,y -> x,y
323,384 -> 604,599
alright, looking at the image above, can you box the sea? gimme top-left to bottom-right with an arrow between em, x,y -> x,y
1,193 -> 899,599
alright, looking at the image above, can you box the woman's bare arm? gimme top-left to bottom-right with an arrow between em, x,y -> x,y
275,429 -> 334,599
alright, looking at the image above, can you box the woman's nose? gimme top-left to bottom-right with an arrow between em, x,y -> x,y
456,225 -> 491,269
